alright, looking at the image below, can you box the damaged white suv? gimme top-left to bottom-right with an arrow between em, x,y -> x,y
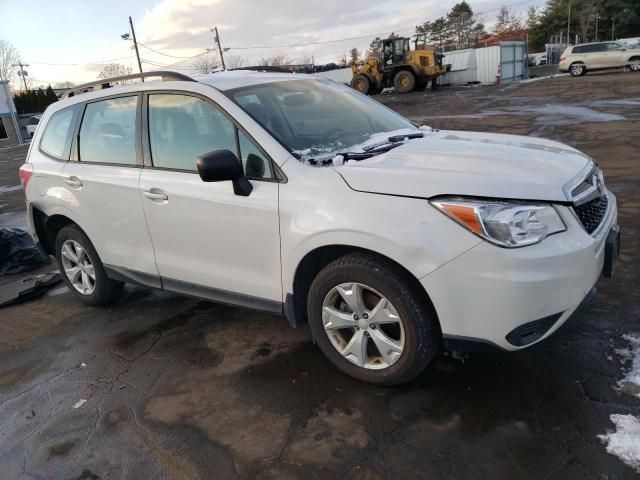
20,70 -> 620,385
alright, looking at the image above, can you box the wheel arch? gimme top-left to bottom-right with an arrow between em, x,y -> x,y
32,206 -> 84,256
285,244 -> 440,333
392,65 -> 421,77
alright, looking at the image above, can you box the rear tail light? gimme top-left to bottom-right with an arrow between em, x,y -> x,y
19,163 -> 34,189
560,56 -> 567,62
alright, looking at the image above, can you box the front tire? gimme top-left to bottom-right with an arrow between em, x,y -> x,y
351,74 -> 371,95
307,253 -> 440,385
629,58 -> 640,72
55,225 -> 124,306
393,70 -> 416,93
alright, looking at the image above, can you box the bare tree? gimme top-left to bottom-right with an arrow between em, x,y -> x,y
193,53 -> 220,74
97,63 -> 132,81
259,53 -> 293,66
577,1 -> 598,43
296,54 -> 313,65
226,54 -> 246,70
54,81 -> 76,89
0,39 -> 20,82
349,48 -> 361,65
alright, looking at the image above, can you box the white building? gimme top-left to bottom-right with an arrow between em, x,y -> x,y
0,81 -> 23,148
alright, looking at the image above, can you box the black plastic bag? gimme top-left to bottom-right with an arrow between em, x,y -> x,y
0,228 -> 50,275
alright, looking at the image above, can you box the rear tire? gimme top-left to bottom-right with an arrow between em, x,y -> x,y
55,225 -> 124,306
351,74 -> 371,95
570,63 -> 586,77
393,70 -> 416,93
307,252 -> 440,385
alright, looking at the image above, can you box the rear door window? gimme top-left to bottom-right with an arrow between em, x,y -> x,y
79,96 -> 138,165
39,106 -> 78,159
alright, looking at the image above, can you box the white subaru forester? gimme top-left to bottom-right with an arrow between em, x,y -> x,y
19,70 -> 620,385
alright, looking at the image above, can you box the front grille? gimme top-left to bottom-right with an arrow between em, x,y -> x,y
574,194 -> 608,234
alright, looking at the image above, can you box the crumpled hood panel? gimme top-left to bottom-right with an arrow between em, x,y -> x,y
335,129 -> 592,202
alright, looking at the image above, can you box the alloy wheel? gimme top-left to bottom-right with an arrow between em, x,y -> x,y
60,240 -> 96,295
322,282 -> 405,370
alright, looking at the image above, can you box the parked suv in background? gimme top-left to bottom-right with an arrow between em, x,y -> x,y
560,41 -> 640,76
26,114 -> 41,138
19,71 -> 620,385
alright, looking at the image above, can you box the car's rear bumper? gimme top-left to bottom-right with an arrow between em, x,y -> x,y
421,191 -> 618,351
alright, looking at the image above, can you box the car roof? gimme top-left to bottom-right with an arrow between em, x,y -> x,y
47,70 -> 313,115
573,40 -> 620,47
193,70 -> 306,91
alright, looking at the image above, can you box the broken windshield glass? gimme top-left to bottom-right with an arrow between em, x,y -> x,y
226,78 -> 419,166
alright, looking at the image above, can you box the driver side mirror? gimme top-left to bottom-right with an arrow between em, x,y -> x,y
197,150 -> 253,197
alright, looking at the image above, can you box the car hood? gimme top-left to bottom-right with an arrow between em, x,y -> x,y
334,129 -> 592,202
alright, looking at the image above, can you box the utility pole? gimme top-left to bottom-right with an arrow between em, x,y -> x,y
129,16 -> 144,78
611,17 -> 615,41
212,27 -> 226,71
567,0 -> 571,45
12,62 -> 30,91
595,14 -> 599,42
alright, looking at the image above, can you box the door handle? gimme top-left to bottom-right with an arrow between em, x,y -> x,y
65,176 -> 83,188
143,189 -> 168,201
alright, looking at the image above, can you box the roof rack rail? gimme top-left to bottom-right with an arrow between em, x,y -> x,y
60,71 -> 196,99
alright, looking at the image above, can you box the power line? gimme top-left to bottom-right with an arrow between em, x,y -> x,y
224,0 -> 536,51
27,0 -> 537,70
137,42 -> 198,59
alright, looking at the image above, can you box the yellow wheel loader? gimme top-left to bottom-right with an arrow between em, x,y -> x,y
351,37 -> 450,95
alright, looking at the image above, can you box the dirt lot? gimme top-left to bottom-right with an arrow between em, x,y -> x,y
0,72 -> 639,479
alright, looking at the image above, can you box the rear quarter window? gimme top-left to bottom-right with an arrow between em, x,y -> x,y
39,106 -> 78,159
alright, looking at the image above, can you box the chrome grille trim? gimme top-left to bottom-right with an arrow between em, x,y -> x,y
565,162 -> 609,236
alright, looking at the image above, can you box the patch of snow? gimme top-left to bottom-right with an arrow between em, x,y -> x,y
616,334 -> 640,398
517,73 -> 570,84
293,128 -> 421,167
73,399 -> 87,409
599,414 -> 640,473
0,185 -> 22,194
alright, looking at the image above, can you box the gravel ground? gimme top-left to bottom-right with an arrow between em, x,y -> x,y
0,71 -> 639,479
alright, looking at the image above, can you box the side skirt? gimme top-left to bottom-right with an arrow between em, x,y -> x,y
104,265 -> 284,316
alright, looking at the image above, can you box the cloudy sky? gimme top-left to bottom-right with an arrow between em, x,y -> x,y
0,0 -> 544,87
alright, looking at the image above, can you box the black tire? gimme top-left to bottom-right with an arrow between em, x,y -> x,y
570,63 -> 586,77
393,70 -> 416,93
369,84 -> 384,95
351,74 -> 370,95
415,82 -> 428,92
629,58 -> 640,72
307,252 -> 440,385
55,225 -> 124,306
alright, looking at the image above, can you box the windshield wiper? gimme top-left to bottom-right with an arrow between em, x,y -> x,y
304,131 -> 424,166
361,131 -> 424,152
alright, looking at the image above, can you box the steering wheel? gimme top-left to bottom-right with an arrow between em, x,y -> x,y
321,127 -> 345,143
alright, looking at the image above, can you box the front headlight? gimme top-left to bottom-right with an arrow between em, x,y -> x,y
431,197 -> 566,247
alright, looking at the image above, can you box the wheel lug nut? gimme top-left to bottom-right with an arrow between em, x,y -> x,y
363,313 -> 369,320
353,314 -> 358,320
371,324 -> 376,329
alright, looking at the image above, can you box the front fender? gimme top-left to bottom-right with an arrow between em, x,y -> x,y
278,161 -> 481,296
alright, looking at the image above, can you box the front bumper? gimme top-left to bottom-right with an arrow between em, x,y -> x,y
421,191 -> 618,351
